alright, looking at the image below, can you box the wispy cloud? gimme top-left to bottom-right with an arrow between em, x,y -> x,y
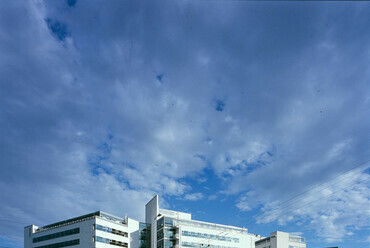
184,193 -> 204,201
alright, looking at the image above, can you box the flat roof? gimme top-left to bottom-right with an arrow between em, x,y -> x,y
175,218 -> 249,234
41,211 -> 101,229
255,237 -> 270,245
35,211 -> 127,232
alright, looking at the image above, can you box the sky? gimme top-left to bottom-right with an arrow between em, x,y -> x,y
0,1 -> 369,248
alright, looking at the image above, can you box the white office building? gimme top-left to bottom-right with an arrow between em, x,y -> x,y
146,195 -> 261,248
255,231 -> 306,248
24,211 -> 139,248
24,196 -> 305,248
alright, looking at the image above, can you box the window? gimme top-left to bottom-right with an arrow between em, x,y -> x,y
157,230 -> 164,240
95,224 -> 128,237
157,217 -> 164,230
139,222 -> 151,248
165,218 -> 174,227
158,239 -> 164,248
182,241 -> 237,248
181,231 -> 239,243
95,236 -> 128,247
34,239 -> 79,248
289,237 -> 304,243
33,228 -> 79,243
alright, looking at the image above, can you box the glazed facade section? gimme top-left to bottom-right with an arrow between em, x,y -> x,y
33,228 -> 80,243
34,239 -> 80,248
156,217 -> 178,248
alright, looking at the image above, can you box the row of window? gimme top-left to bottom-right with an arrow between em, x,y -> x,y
95,224 -> 129,237
157,229 -> 176,240
157,217 -> 175,230
158,231 -> 164,240
157,239 -> 175,248
182,231 -> 239,243
139,222 -> 151,248
33,228 -> 80,243
100,212 -> 127,225
255,238 -> 270,245
34,239 -> 79,248
289,237 -> 305,243
95,236 -> 128,247
182,241 -> 237,248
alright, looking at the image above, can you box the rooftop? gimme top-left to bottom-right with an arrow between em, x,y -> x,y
34,211 -> 127,233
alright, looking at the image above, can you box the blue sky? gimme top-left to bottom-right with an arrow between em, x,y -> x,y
0,1 -> 369,248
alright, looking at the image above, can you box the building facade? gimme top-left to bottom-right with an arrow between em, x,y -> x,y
24,196 -> 305,248
146,196 -> 261,248
24,211 -> 139,248
255,231 -> 306,248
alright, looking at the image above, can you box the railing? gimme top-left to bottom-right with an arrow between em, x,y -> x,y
35,216 -> 96,233
35,211 -> 127,233
289,236 -> 305,243
175,219 -> 248,234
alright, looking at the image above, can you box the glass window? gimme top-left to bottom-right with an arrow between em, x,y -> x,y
157,217 -> 164,230
95,224 -> 128,237
158,239 -> 164,248
164,240 -> 174,248
164,218 -> 174,227
96,236 -> 128,247
157,230 -> 164,240
164,229 -> 174,238
33,228 -> 80,243
34,239 -> 79,248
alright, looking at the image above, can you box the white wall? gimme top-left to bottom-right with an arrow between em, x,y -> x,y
180,224 -> 255,248
25,215 -> 140,248
24,225 -> 38,248
255,231 -> 306,248
127,218 -> 140,248
95,217 -> 130,247
145,195 -> 159,248
26,218 -> 95,248
159,209 -> 191,221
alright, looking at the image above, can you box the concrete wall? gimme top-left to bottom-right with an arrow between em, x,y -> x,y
146,195 -> 159,248
25,218 -> 95,248
159,209 -> 191,221
255,231 -> 306,248
24,225 -> 38,248
127,218 -> 140,248
95,217 -> 130,248
24,215 -> 140,248
179,222 -> 256,248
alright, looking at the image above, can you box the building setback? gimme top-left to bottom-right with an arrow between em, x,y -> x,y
24,195 -> 305,248
25,211 -> 140,248
255,231 -> 306,248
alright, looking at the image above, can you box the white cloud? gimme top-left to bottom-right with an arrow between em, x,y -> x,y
0,1 -> 369,247
184,193 -> 204,201
236,201 -> 251,212
208,195 -> 218,200
242,165 -> 370,242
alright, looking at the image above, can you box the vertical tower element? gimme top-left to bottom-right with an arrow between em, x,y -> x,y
146,195 -> 159,248
145,195 -> 159,224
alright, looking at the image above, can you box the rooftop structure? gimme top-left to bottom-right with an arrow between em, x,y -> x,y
255,231 -> 306,248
